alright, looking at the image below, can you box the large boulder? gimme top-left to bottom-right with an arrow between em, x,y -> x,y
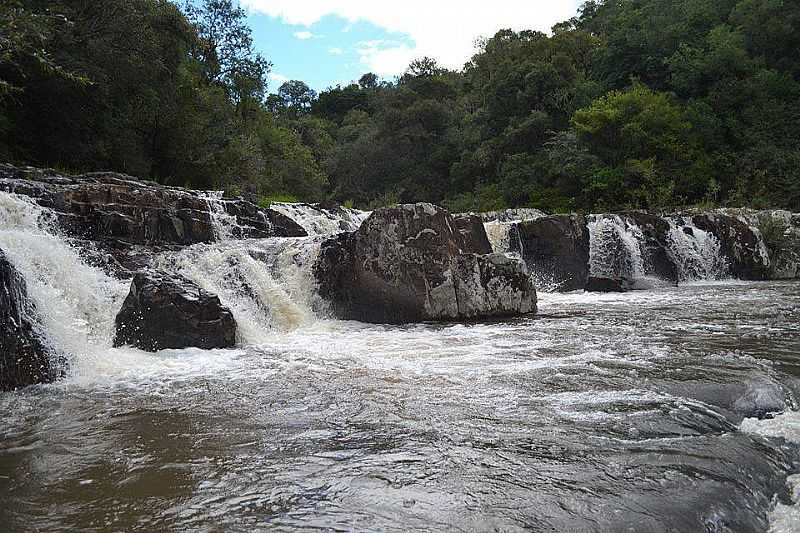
315,204 -> 536,324
585,276 -> 636,293
452,213 -> 493,254
510,215 -> 590,291
114,272 -> 236,351
0,249 -> 54,391
691,213 -> 770,280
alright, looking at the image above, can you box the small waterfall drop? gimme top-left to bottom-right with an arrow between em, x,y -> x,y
588,215 -> 646,281
665,217 -> 729,281
201,191 -> 244,241
0,192 -> 130,374
155,237 -> 324,344
270,202 -> 370,236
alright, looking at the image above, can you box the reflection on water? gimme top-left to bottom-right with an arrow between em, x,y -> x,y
2,282 -> 800,532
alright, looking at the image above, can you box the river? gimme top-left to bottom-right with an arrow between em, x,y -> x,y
2,278 -> 799,532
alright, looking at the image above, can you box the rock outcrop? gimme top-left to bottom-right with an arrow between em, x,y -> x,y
585,276 -> 636,293
452,213 -> 493,254
756,211 -> 800,279
509,215 -> 590,291
691,213 -> 770,280
624,212 -> 679,285
114,272 -> 236,351
0,164 -> 306,274
0,249 -> 54,391
315,204 -> 536,324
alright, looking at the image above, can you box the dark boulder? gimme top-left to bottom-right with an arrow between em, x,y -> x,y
510,215 -> 590,291
315,203 -> 536,324
585,276 -> 636,293
114,272 -> 236,351
691,213 -> 770,280
0,249 -> 54,391
452,213 -> 493,254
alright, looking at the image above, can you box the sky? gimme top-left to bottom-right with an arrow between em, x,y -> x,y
241,1 -> 585,93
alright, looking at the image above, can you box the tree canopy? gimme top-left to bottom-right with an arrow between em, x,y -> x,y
1,0 -> 799,211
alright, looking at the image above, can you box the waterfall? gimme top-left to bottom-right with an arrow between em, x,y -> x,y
270,202 -> 370,236
201,191 -> 245,241
665,217 -> 729,281
154,237 -> 325,344
588,215 -> 646,281
0,192 -> 130,374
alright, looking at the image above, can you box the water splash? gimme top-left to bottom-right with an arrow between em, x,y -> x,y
155,237 -> 324,344
0,192 -> 130,376
588,215 -> 646,280
665,217 -> 729,281
270,202 -> 370,236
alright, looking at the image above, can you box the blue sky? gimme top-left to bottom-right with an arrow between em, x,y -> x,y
243,1 -> 584,93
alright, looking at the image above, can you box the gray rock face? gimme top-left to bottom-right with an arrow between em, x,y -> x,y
754,210 -> 800,280
0,164 -> 306,274
114,272 -> 236,351
0,249 -> 54,391
315,204 -> 536,324
510,215 -> 590,291
452,213 -> 493,254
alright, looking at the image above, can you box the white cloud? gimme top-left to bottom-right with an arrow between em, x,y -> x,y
293,30 -> 315,40
269,72 -> 289,84
241,1 -> 582,74
328,47 -> 344,55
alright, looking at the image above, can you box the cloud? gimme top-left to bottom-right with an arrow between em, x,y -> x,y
241,1 -> 582,74
269,72 -> 289,84
293,30 -> 315,40
328,47 -> 344,55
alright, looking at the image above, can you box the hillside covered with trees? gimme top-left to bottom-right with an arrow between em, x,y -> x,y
2,0 -> 799,212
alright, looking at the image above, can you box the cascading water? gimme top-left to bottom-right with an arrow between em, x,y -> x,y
155,237 -> 324,344
665,216 -> 729,281
0,192 -> 130,377
201,191 -> 246,240
270,202 -> 370,236
588,214 -> 647,281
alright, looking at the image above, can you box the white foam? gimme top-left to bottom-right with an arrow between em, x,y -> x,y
740,411 -> 800,533
270,202 -> 370,236
588,214 -> 646,280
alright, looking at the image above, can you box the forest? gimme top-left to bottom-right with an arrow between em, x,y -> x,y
1,0 -> 799,212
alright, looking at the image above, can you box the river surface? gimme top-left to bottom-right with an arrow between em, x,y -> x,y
2,281 -> 800,532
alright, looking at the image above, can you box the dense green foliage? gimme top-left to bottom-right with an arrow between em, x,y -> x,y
2,0 -> 799,211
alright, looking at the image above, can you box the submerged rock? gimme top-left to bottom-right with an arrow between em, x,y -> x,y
511,215 -> 590,291
0,249 -> 54,391
315,203 -> 536,324
585,276 -> 635,293
114,272 -> 236,351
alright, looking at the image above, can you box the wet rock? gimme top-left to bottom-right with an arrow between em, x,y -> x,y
754,210 -> 800,280
511,215 -> 590,291
0,249 -> 54,391
315,203 -> 536,324
114,272 -> 236,351
0,164 -> 306,247
691,213 -> 770,280
624,212 -> 679,284
452,213 -> 493,254
585,276 -> 635,293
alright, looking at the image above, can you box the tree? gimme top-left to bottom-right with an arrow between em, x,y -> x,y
183,0 -> 271,102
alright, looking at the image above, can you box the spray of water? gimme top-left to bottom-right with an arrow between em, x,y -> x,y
665,217 -> 729,281
588,215 -> 646,280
